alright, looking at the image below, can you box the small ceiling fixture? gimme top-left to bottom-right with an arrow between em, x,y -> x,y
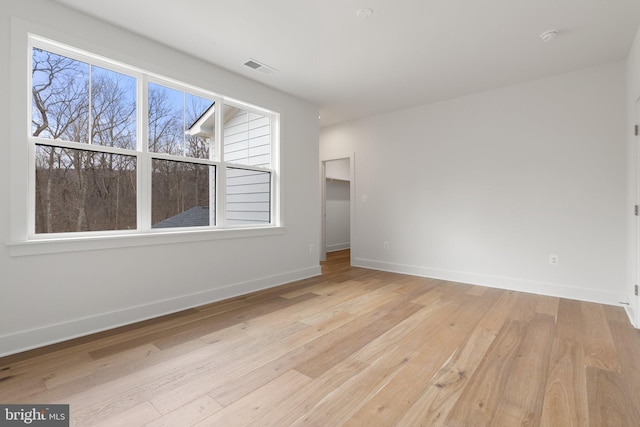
244,59 -> 277,75
540,30 -> 559,42
356,8 -> 373,19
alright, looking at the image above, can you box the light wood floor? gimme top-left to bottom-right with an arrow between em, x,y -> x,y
1,249 -> 639,426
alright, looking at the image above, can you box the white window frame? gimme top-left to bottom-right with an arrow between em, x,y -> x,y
9,33 -> 282,256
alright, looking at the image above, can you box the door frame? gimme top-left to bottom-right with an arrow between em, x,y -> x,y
320,154 -> 355,263
634,97 -> 640,327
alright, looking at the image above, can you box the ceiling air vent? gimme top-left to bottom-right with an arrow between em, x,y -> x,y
244,59 -> 277,75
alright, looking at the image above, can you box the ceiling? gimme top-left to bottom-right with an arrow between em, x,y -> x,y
53,0 -> 640,126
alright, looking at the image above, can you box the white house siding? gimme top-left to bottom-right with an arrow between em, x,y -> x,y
224,109 -> 272,224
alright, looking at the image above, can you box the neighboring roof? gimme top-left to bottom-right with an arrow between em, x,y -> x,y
152,206 -> 211,228
185,103 -> 238,138
186,103 -> 215,138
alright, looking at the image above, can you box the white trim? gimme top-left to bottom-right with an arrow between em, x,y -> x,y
635,96 -> 640,328
31,138 -> 140,157
319,153 -> 355,264
320,161 -> 327,262
624,306 -> 638,328
327,243 -> 350,252
353,258 -> 626,307
8,226 -> 286,257
0,264 -> 321,358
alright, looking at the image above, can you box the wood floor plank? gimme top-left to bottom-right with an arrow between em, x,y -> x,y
193,370 -> 312,427
45,344 -> 160,390
586,366 -> 637,426
607,317 -> 640,422
195,371 -> 311,427
508,291 -> 539,322
445,319 -> 527,426
397,324 -> 497,427
148,321 -> 309,415
10,338 -> 209,405
209,298 -> 412,405
294,300 -> 423,378
0,351 -> 93,401
0,309 -> 201,369
200,311 -> 359,406
540,342 -> 588,427
536,295 -> 560,318
396,289 -> 519,426
152,293 -> 318,350
288,348 -> 415,426
253,357 -> 369,426
410,286 -> 448,306
350,297 -> 455,364
580,302 -> 621,372
344,293 -> 495,426
540,299 -> 589,427
603,304 -> 631,324
0,376 -> 47,403
91,401 -> 161,427
342,282 -> 404,315
490,313 -> 555,426
144,395 -> 223,427
467,285 -> 489,296
59,343 -> 232,426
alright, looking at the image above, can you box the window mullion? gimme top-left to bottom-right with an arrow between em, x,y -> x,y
88,65 -> 92,145
27,135 -> 36,238
271,113 -> 280,226
138,74 -> 151,232
29,137 -> 138,156
216,97 -> 225,227
27,38 -> 36,238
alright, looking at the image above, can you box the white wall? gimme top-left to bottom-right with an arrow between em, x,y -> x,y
321,61 -> 627,307
626,27 -> 640,327
325,179 -> 350,251
0,0 -> 320,356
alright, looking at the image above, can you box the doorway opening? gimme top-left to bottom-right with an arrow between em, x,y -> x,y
321,156 -> 354,264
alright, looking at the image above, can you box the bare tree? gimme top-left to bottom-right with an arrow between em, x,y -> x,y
32,48 -> 138,233
32,49 -> 88,232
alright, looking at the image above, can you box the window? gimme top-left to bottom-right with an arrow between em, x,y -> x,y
28,36 -> 278,240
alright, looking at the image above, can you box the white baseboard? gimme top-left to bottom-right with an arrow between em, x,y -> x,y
624,305 -> 638,328
0,265 -> 321,358
327,243 -> 350,252
353,258 -> 626,308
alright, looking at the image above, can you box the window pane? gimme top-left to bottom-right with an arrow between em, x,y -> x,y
152,159 -> 214,228
148,82 -> 213,159
35,145 -> 137,233
223,106 -> 271,167
185,93 -> 213,159
32,48 -> 89,142
226,168 -> 270,225
91,66 -> 136,150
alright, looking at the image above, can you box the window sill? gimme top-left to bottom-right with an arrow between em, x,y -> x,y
7,226 -> 285,257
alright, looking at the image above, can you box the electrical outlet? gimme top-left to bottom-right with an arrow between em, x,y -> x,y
549,254 -> 559,265
309,244 -> 314,253
383,241 -> 389,249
